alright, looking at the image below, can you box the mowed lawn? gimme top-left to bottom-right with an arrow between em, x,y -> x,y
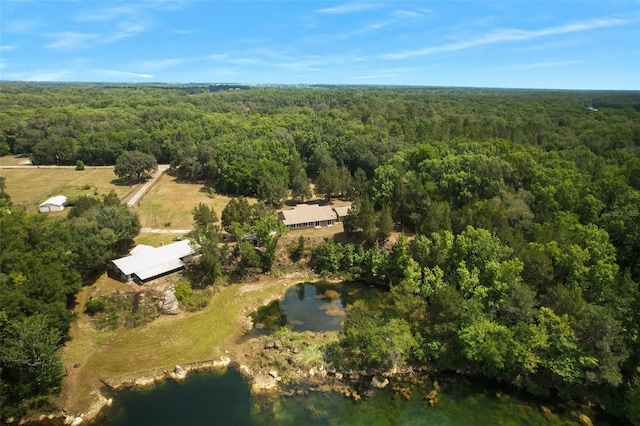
132,173 -> 238,230
0,167 -> 136,213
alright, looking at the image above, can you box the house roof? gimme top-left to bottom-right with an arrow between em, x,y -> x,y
112,239 -> 195,281
278,204 -> 337,226
39,195 -> 67,207
333,203 -> 352,218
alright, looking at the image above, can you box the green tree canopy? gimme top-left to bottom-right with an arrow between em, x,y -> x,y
114,150 -> 157,183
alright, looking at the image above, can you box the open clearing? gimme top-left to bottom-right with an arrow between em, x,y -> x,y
131,173 -> 242,229
0,167 -> 137,213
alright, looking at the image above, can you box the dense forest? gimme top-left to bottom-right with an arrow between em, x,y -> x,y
0,83 -> 639,423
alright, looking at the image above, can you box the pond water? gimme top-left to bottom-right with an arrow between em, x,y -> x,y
90,281 -> 606,425
92,368 -> 595,426
251,281 -> 386,334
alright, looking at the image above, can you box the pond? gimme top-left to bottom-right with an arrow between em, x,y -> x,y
92,368 -> 597,426
251,281 -> 386,334
92,281 -> 606,426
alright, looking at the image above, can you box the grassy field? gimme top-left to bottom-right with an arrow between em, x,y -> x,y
0,167 -> 136,213
0,154 -> 31,166
132,173 -> 238,229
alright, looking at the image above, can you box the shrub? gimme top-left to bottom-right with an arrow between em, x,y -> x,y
174,281 -> 193,302
288,235 -> 306,262
75,160 -> 85,170
84,298 -> 105,315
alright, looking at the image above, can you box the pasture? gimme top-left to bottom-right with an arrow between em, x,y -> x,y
132,174 -> 238,230
0,166 -> 136,213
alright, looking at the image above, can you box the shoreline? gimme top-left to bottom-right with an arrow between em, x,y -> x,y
10,275 -> 600,426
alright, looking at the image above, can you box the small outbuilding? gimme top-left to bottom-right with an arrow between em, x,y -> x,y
39,195 -> 67,213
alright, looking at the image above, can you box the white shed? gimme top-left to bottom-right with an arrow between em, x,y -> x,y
39,195 -> 67,213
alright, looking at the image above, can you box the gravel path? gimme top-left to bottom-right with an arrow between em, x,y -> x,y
126,164 -> 170,207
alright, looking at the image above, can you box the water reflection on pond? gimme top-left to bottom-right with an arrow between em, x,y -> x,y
94,368 -> 594,426
252,281 -> 385,334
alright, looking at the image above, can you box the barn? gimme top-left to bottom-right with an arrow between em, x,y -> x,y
109,239 -> 196,284
39,195 -> 67,213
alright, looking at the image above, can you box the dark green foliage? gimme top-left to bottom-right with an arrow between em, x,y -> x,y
187,221 -> 223,287
311,239 -> 340,275
376,205 -> 394,242
344,196 -> 376,243
0,315 -> 64,418
255,215 -> 286,272
0,210 -> 81,335
256,159 -> 289,207
288,235 -> 306,262
114,150 -> 157,183
192,202 -> 218,228
221,197 -> 253,230
0,195 -> 142,416
93,203 -> 140,254
235,240 -> 262,276
0,176 -> 10,202
289,152 -> 311,202
338,300 -> 418,371
84,298 -> 106,315
75,159 -> 85,170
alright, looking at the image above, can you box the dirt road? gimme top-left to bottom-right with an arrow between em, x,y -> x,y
126,164 -> 170,207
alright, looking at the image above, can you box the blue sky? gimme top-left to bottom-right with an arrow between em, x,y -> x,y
1,1 -> 639,89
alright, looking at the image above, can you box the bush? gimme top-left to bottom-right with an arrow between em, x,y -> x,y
84,298 -> 105,315
288,235 -> 306,262
75,160 -> 85,170
174,281 -> 193,302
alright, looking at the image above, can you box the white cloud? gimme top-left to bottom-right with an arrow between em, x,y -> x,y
4,19 -> 38,34
98,69 -> 154,79
384,17 -> 628,59
351,66 -> 417,80
135,58 -> 183,71
46,32 -> 97,49
491,60 -> 584,72
75,6 -> 140,22
315,3 -> 379,14
24,70 -> 73,81
104,23 -> 148,43
511,39 -> 583,52
393,10 -> 425,19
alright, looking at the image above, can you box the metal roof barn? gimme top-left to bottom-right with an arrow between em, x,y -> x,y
111,239 -> 195,283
